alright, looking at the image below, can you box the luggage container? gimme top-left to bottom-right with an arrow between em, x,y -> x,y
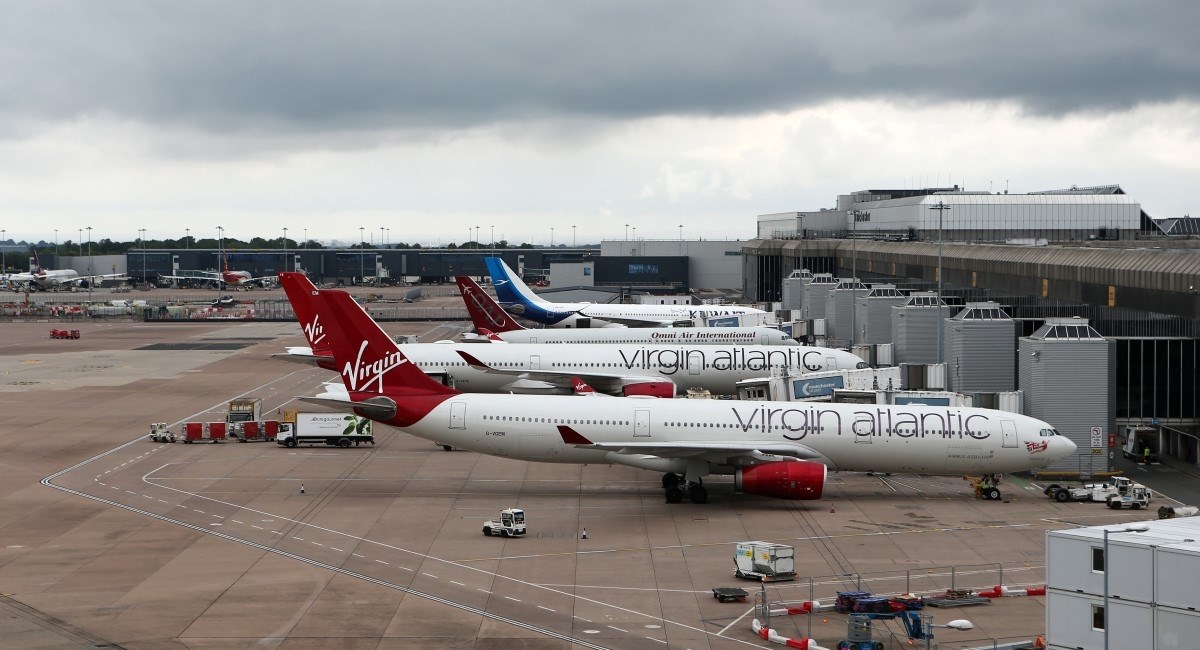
208,421 -> 227,442
184,422 -> 205,443
733,541 -> 796,582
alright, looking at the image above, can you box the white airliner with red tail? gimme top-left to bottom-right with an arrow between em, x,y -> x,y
300,288 -> 1076,503
456,276 -> 798,346
275,272 -> 863,397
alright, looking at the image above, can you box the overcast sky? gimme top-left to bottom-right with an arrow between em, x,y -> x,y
1,1 -> 1197,247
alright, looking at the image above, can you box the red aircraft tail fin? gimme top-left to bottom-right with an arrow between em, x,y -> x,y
313,289 -> 458,399
278,272 -> 332,360
455,275 -> 525,333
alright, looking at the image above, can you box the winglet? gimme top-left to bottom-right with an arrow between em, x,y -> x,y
557,425 -> 594,445
570,377 -> 596,395
478,328 -> 506,342
455,350 -> 492,370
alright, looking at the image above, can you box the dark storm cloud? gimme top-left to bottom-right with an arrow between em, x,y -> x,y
2,0 -> 1196,132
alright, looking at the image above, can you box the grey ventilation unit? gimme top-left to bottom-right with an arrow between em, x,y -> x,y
824,278 -> 869,348
944,302 -> 1017,394
891,291 -> 953,364
800,273 -> 837,320
854,284 -> 906,345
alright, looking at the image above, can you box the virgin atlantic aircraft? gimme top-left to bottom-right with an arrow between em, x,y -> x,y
300,288 -> 1076,504
276,272 -> 861,397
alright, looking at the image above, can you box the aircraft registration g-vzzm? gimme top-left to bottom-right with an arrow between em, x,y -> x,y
5,252 -> 127,291
455,275 -> 800,346
300,287 -> 1077,504
484,257 -> 767,328
274,272 -> 865,397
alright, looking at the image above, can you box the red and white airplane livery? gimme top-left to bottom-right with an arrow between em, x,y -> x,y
300,287 -> 1076,504
276,272 -> 862,397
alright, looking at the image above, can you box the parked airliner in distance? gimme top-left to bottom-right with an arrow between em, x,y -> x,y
160,253 -> 275,289
301,288 -> 1076,503
456,275 -> 798,346
5,252 -> 127,291
484,257 -> 767,328
274,273 -> 864,396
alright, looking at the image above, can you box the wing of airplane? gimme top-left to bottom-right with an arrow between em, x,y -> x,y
556,425 -> 823,460
455,350 -> 675,396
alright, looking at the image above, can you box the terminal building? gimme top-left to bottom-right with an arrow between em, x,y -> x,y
745,184 -> 1199,475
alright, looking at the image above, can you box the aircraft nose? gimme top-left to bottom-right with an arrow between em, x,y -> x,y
1053,435 -> 1078,460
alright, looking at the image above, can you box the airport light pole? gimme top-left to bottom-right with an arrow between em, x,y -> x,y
55,229 -> 58,256
380,227 -> 384,251
1,228 -> 5,274
490,225 -> 495,253
86,226 -> 93,302
185,228 -> 190,250
921,616 -> 974,650
929,201 -> 951,365
216,226 -> 224,293
550,227 -> 554,247
282,227 -> 289,272
572,225 -> 576,247
138,228 -> 146,285
1103,524 -> 1150,650
359,226 -> 365,283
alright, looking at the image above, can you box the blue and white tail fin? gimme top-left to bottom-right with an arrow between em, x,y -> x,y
484,257 -> 548,307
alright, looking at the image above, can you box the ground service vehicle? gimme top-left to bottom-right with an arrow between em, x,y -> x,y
275,411 -> 374,448
733,542 -> 796,582
482,508 -> 526,537
227,398 -> 263,423
148,422 -> 175,443
1106,483 -> 1152,509
1044,476 -> 1149,504
1122,424 -> 1158,462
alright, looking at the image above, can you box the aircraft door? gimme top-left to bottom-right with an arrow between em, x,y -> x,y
826,356 -> 838,370
449,402 -> 466,429
1001,419 -> 1018,448
688,349 -> 703,376
760,333 -> 769,345
529,355 -> 541,370
528,335 -> 537,344
634,410 -> 650,437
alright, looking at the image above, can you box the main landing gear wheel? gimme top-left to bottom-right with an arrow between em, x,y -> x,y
688,483 -> 708,504
665,486 -> 684,503
662,473 -> 681,489
984,488 -> 1001,501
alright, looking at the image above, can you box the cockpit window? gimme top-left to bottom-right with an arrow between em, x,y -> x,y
856,362 -> 869,369
1039,428 -> 1060,437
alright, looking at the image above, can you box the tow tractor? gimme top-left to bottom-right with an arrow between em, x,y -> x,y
1043,476 -> 1150,507
482,508 -> 526,538
1104,482 -> 1152,510
148,422 -> 175,443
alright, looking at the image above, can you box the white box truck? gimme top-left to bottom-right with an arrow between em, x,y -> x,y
276,412 -> 374,448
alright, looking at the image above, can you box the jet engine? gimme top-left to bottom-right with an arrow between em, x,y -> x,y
735,461 -> 826,500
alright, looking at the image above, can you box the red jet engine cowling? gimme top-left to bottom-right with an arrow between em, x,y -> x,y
735,461 -> 826,500
621,381 -> 676,398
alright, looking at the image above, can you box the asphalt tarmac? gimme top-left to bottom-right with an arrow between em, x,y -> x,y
0,315 -> 1183,649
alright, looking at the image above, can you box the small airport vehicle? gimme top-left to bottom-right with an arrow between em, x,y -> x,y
148,422 -> 175,443
733,542 -> 796,582
1106,483 -> 1152,510
1122,424 -> 1158,463
212,296 -> 238,307
275,411 -> 374,448
482,508 -> 526,538
1044,476 -> 1150,506
50,329 -> 81,340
